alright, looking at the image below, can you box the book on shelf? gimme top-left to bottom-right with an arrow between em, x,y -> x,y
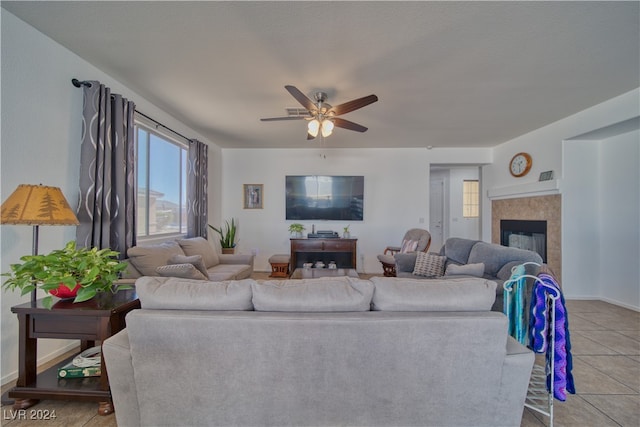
57,361 -> 101,378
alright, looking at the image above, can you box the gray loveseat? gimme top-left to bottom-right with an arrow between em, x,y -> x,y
121,236 -> 254,283
394,237 -> 543,311
103,275 -> 534,427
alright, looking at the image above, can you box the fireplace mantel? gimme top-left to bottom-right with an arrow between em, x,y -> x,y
488,179 -> 561,200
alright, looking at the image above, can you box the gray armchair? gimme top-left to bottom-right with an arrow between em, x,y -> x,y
377,228 -> 431,276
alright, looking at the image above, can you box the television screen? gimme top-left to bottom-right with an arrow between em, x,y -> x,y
286,175 -> 364,221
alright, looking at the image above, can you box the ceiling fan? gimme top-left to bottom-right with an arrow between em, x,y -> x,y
261,85 -> 378,140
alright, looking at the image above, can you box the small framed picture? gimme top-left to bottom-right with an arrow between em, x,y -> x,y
539,170 -> 554,181
243,184 -> 263,209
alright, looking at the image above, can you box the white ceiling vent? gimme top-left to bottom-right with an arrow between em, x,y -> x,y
286,108 -> 311,117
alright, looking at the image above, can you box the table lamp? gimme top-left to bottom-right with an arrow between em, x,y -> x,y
1,184 -> 80,304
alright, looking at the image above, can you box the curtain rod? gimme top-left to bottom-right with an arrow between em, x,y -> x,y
134,110 -> 192,143
71,78 -> 194,143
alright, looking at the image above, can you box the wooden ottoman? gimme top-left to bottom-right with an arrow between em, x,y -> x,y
269,254 -> 291,278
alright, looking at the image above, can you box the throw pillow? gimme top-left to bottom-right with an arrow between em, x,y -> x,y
394,253 -> 418,274
177,237 -> 219,268
127,241 -> 185,276
400,239 -> 419,253
444,262 -> 485,278
156,263 -> 208,280
413,252 -> 446,277
169,254 -> 209,278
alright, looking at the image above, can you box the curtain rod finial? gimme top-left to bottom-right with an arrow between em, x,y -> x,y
72,78 -> 92,88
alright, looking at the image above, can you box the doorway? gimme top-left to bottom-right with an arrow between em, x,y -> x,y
429,165 -> 482,248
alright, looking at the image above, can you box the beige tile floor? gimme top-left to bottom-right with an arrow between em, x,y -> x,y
520,300 -> 639,427
2,291 -> 638,426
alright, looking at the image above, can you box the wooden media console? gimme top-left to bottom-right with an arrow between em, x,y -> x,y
290,238 -> 357,270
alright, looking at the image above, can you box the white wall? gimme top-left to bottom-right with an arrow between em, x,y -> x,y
564,130 -> 639,308
484,89 -> 640,307
0,11 -> 219,384
563,140 -> 601,297
221,148 -> 491,274
597,131 -> 639,308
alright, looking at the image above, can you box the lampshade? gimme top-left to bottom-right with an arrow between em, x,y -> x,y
321,119 -> 334,137
1,184 -> 79,225
307,119 -> 320,138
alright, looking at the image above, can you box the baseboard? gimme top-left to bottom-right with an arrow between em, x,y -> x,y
1,342 -> 78,387
599,296 -> 640,312
566,296 -> 640,312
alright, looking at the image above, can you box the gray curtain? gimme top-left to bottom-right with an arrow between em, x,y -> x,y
76,81 -> 136,256
187,139 -> 208,238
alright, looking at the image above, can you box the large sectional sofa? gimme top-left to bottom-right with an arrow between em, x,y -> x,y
394,237 -> 543,311
120,237 -> 254,282
103,275 -> 534,427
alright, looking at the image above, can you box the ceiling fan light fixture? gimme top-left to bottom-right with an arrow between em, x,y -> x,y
308,119 -> 320,137
321,119 -> 334,137
262,86 -> 378,139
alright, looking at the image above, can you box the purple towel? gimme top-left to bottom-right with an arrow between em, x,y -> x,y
528,272 -> 575,401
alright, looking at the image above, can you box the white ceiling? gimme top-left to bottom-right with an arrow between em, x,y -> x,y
3,1 -> 639,149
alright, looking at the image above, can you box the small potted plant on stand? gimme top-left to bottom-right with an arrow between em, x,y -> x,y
2,241 -> 129,309
343,225 -> 351,238
209,219 -> 237,254
288,223 -> 305,238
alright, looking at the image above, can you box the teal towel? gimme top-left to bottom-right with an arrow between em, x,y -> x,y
504,264 -> 527,345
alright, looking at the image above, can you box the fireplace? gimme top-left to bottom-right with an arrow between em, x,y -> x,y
492,195 -> 560,280
500,220 -> 547,262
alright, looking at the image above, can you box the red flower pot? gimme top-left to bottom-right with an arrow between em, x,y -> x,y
50,283 -> 81,299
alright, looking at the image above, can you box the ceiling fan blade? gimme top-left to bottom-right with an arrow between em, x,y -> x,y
330,94 -> 378,116
332,117 -> 368,132
307,132 -> 316,140
260,116 -> 306,121
285,85 -> 317,112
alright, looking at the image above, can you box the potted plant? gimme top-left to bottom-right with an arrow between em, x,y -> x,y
209,219 -> 237,254
343,225 -> 351,238
288,223 -> 305,238
2,241 -> 129,309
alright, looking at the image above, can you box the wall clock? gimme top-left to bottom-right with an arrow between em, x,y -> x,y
509,152 -> 532,177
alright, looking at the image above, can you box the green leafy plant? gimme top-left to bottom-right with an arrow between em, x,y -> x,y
209,219 -> 237,248
343,225 -> 350,233
288,223 -> 305,234
2,241 -> 129,309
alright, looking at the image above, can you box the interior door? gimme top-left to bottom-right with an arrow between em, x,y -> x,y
429,178 -> 445,252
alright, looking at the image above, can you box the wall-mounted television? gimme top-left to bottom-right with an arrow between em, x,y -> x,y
286,175 -> 364,221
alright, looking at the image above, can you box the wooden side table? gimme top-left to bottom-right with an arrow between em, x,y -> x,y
6,289 -> 140,415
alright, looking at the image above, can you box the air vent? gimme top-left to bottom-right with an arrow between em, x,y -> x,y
286,108 -> 311,117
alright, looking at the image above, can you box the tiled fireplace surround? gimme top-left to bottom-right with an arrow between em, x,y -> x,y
491,194 -> 561,281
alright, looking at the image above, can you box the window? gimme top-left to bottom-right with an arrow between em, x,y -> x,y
463,180 -> 479,218
135,124 -> 187,239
